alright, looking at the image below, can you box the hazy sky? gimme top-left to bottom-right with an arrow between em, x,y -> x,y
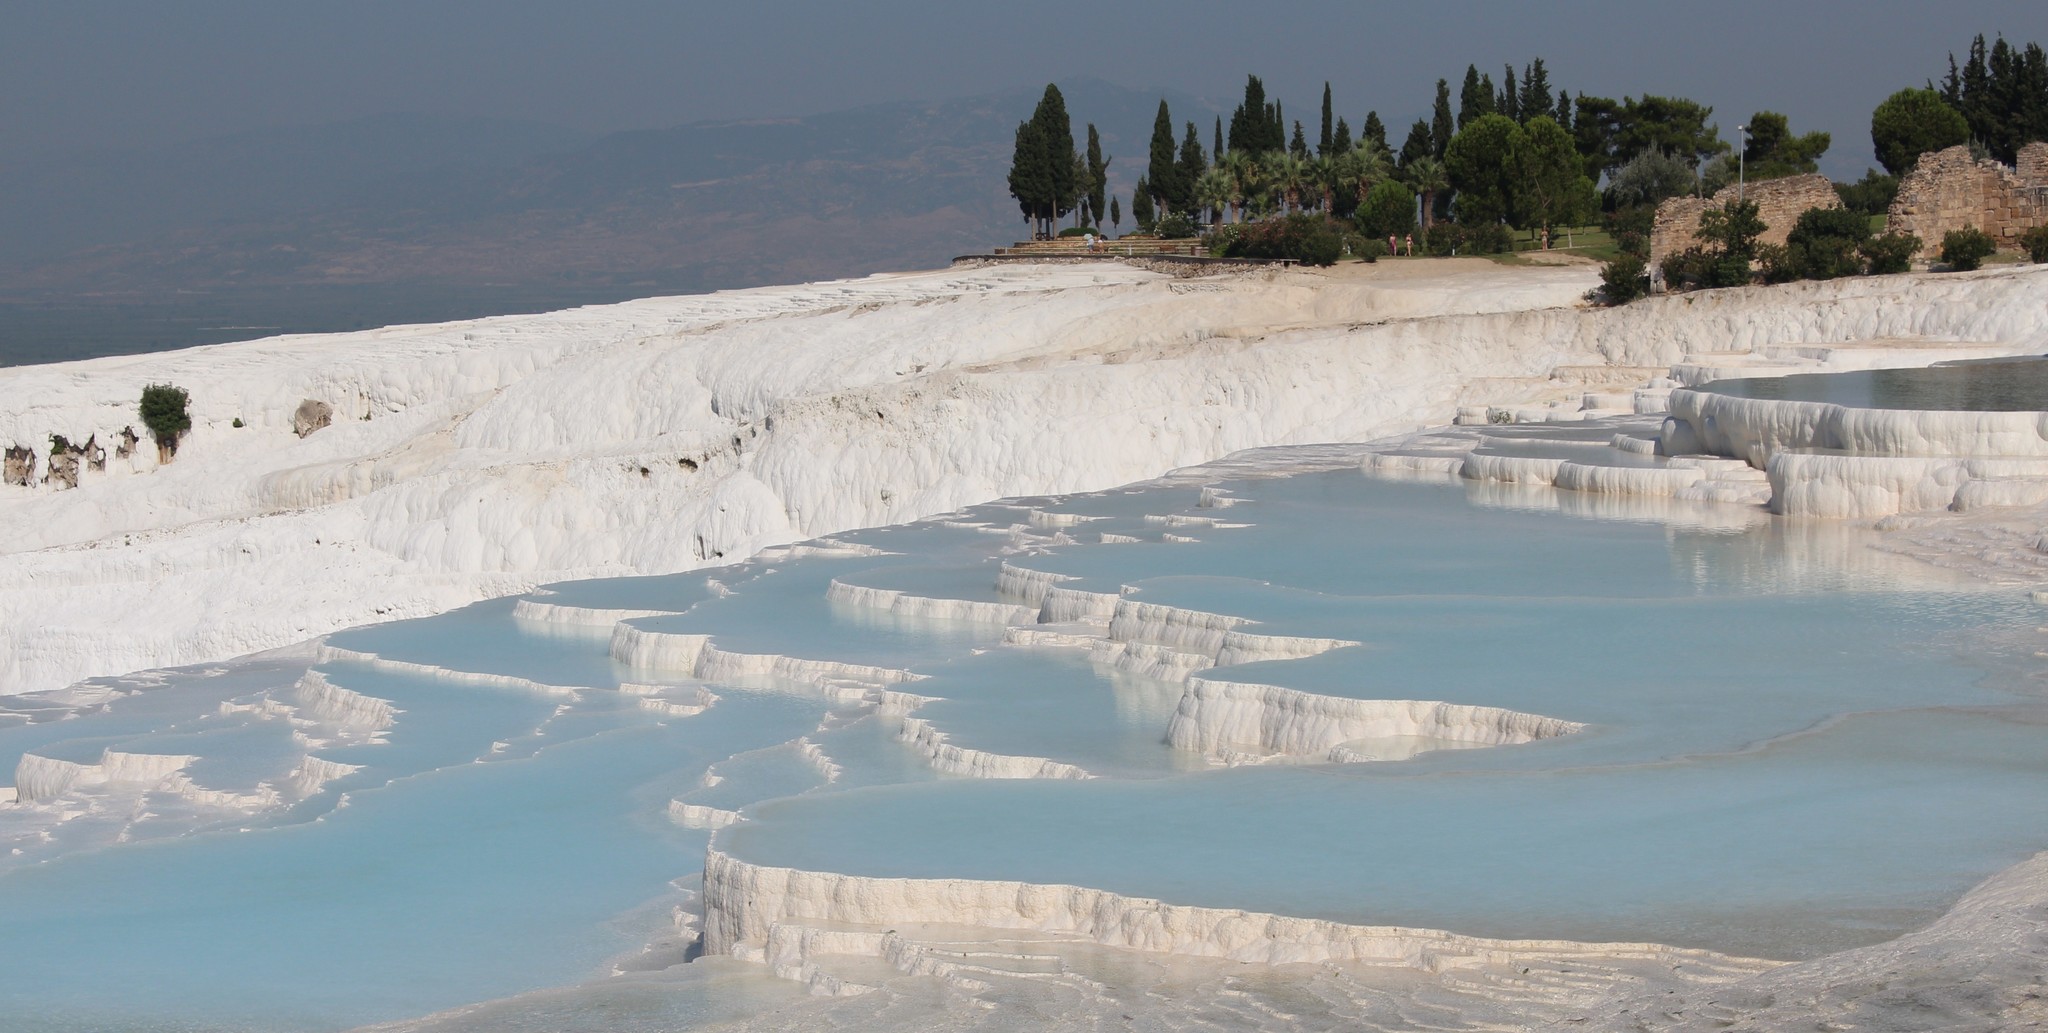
7,1 -> 2046,179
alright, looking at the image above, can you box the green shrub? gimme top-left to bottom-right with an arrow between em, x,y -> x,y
1660,246 -> 1751,290
1755,243 -> 1799,285
1351,236 -> 1389,262
1697,199 -> 1765,262
2021,224 -> 2048,264
1155,214 -> 1197,239
1422,223 -> 1465,257
1940,226 -> 1996,271
1057,226 -> 1098,238
1459,221 -> 1513,254
1834,170 -> 1900,216
1353,180 -> 1417,242
1782,205 -> 1873,280
1222,213 -> 1342,266
139,383 -> 191,458
1205,225 -> 1240,257
1605,204 -> 1655,245
1598,252 -> 1650,304
1860,231 -> 1921,275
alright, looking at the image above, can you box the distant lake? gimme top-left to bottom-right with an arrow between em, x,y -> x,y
0,283 -> 701,368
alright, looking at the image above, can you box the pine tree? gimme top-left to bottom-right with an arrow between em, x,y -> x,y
1497,66 -> 1518,123
1175,122 -> 1207,214
1554,88 -> 1572,129
1520,58 -> 1552,124
1362,110 -> 1387,151
1148,99 -> 1178,217
1332,117 -> 1353,156
1132,175 -> 1154,231
1432,79 -> 1454,157
1319,82 -> 1334,156
1085,123 -> 1109,228
1290,120 -> 1309,158
1458,66 -> 1488,129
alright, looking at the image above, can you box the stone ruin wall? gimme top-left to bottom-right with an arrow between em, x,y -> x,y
1649,174 -> 1841,282
1887,142 -> 2048,257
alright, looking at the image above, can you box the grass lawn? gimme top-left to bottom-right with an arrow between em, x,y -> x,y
1504,224 -> 1621,262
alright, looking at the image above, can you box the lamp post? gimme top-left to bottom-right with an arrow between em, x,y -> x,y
1737,124 -> 1747,204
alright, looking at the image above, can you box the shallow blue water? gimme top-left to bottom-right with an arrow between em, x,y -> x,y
1,460 -> 2043,1029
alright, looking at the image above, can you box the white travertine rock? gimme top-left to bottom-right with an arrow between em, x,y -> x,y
701,846 -> 1770,974
1668,388 -> 2048,467
895,716 -> 1091,781
11,263 -> 2041,695
669,802 -> 744,830
510,597 -> 681,628
1163,677 -> 1582,760
1766,453 -> 2048,518
824,579 -> 1037,626
14,749 -> 197,804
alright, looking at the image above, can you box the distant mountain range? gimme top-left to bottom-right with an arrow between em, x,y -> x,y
0,80 -> 1218,298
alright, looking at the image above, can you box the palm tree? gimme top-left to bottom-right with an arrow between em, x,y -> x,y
1267,151 -> 1307,214
1350,141 -> 1394,205
1311,153 -> 1340,216
1403,156 -> 1449,230
1194,167 -> 1234,228
1228,147 -> 1261,222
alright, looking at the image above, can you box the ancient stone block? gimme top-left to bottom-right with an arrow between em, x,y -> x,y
1887,145 -> 2048,258
1649,174 -> 1841,286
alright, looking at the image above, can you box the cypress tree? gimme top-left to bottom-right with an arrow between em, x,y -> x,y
1028,84 -> 1077,231
1274,102 -> 1286,151
1132,175 -> 1154,231
1110,195 -> 1121,232
1175,122 -> 1207,214
1148,99 -> 1177,216
1319,82 -> 1334,156
1085,123 -> 1109,228
1229,75 -> 1269,154
1432,79 -> 1454,158
1007,119 -> 1051,236
1520,58 -> 1552,124
1554,88 -> 1572,129
1400,120 -> 1433,168
1961,35 -> 1992,147
1497,66 -> 1518,123
1332,117 -> 1353,156
1362,110 -> 1387,151
1214,116 -> 1224,159
1459,66 -> 1487,129
1070,152 -> 1089,229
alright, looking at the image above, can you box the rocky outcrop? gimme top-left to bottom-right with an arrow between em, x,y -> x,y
292,399 -> 333,438
3,445 -> 31,487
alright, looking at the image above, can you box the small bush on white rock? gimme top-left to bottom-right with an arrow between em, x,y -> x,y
139,383 -> 191,462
